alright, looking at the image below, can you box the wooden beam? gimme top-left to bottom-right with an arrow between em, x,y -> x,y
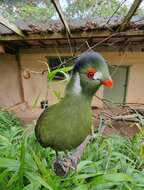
0,31 -> 112,41
51,0 -> 71,36
16,50 -> 25,102
119,0 -> 143,31
0,30 -> 144,42
0,16 -> 25,37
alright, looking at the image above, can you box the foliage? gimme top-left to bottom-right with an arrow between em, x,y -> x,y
0,0 -> 144,23
47,65 -> 72,81
0,110 -> 144,189
1,0 -> 144,22
0,0 -> 55,22
0,111 -> 23,157
65,0 -> 128,19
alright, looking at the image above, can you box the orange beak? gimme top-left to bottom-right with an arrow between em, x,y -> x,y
101,79 -> 113,88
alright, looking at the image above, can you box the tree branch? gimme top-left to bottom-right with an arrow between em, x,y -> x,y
53,135 -> 91,176
119,0 -> 143,31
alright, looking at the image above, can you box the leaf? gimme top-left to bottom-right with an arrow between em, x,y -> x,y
90,173 -> 133,186
77,160 -> 94,172
25,172 -> 53,190
0,169 -> 10,183
112,152 -> 135,164
0,158 -> 19,171
31,150 -> 56,190
75,173 -> 103,180
48,66 -> 72,81
17,137 -> 27,187
23,182 -> 41,190
73,184 -> 89,190
31,150 -> 48,177
7,171 -> 20,187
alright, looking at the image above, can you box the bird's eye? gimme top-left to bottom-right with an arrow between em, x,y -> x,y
85,68 -> 96,79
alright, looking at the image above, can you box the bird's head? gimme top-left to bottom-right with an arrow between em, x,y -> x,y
71,51 -> 113,97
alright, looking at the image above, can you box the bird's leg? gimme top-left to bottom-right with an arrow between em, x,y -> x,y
64,150 -> 70,157
91,124 -> 96,140
55,150 -> 60,160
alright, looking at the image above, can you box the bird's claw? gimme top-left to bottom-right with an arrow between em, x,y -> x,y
53,158 -> 76,176
63,158 -> 76,170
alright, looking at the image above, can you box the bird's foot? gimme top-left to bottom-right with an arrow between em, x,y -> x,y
53,158 -> 76,177
63,158 -> 76,170
53,159 -> 69,176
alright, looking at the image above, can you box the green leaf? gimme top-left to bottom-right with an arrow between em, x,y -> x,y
23,182 -> 41,190
76,173 -> 103,180
48,66 -> 72,81
90,173 -> 133,186
0,158 -> 19,171
25,172 -> 53,190
77,160 -> 94,172
73,184 -> 89,190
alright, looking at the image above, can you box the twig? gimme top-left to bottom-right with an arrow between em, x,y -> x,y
110,113 -> 144,123
107,0 -> 127,24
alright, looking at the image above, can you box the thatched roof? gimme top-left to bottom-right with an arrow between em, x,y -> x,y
0,16 -> 144,35
0,16 -> 144,54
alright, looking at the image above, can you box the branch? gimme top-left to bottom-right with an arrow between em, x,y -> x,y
119,0 -> 143,31
53,135 -> 91,176
51,0 -> 71,36
111,114 -> 140,122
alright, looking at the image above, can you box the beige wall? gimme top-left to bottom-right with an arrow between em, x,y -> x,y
19,50 -> 144,107
20,49 -> 103,107
1,49 -> 144,109
20,50 -> 75,107
127,64 -> 144,103
102,52 -> 144,104
20,53 -> 48,106
0,54 -> 22,108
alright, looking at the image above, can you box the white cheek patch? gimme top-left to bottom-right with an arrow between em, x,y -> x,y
73,73 -> 82,95
93,72 -> 103,80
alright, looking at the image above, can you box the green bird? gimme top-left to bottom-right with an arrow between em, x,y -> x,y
35,51 -> 113,152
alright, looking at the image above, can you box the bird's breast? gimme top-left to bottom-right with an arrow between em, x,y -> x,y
35,95 -> 92,151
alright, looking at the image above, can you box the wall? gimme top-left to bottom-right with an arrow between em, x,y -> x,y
20,53 -> 48,106
127,63 -> 144,103
1,49 -> 144,109
20,49 -> 74,106
102,52 -> 144,104
0,54 -> 22,108
19,49 -> 144,107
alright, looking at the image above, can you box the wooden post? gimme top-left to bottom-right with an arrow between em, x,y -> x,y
51,0 -> 71,36
15,50 -> 25,102
0,16 -> 25,37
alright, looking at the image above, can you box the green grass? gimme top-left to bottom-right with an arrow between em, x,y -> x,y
0,111 -> 144,190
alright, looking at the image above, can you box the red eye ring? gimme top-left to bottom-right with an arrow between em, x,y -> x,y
87,72 -> 95,78
85,68 -> 96,78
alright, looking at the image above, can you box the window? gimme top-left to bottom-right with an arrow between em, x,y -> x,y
48,57 -> 73,80
104,65 -> 129,106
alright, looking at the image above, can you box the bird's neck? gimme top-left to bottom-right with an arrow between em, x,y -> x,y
65,73 -> 99,104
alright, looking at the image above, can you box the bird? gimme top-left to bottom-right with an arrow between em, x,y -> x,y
35,51 -> 113,153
